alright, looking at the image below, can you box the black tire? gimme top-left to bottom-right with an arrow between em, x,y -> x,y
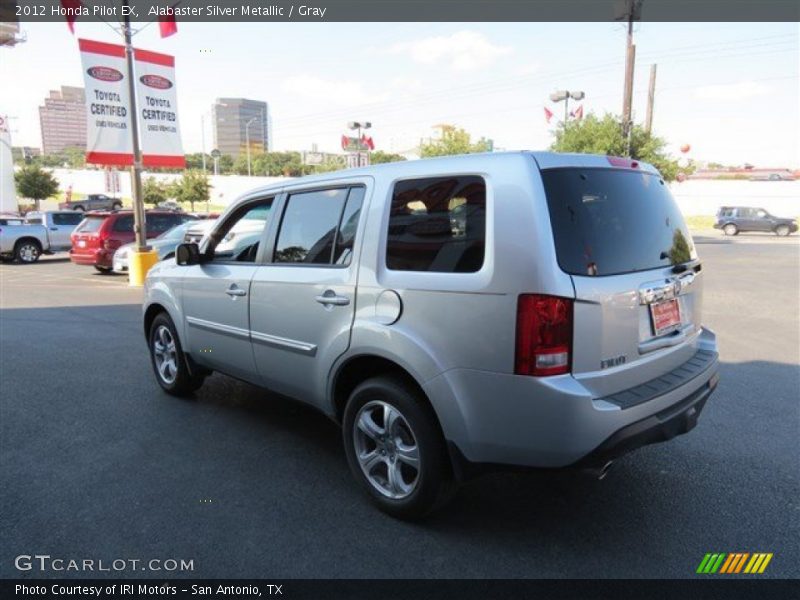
148,312 -> 205,396
94,265 -> 112,273
722,223 -> 738,236
112,202 -> 122,211
73,205 -> 85,212
774,224 -> 790,237
14,239 -> 42,263
343,376 -> 456,519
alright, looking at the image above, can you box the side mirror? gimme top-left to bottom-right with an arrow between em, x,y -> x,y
176,243 -> 201,266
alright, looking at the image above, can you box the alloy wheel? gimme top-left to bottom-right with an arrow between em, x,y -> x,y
152,325 -> 178,385
354,400 -> 421,499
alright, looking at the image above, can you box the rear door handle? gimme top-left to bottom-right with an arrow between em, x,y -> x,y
315,290 -> 350,306
226,285 -> 247,297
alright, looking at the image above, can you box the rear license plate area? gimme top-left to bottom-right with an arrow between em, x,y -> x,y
650,298 -> 682,336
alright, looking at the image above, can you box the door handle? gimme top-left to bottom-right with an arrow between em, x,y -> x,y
315,290 -> 350,306
226,285 -> 247,297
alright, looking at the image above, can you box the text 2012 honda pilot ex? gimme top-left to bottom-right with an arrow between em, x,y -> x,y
142,152 -> 719,518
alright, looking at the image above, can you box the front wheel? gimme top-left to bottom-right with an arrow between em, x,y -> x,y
774,224 -> 790,237
14,240 -> 42,263
343,377 -> 455,519
148,312 -> 205,396
94,265 -> 112,273
723,223 -> 738,236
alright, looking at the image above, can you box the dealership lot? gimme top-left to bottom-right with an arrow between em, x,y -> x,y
1,234 -> 798,579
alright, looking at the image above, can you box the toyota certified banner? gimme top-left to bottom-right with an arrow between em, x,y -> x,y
135,48 -> 185,168
79,39 -> 134,165
78,39 -> 185,168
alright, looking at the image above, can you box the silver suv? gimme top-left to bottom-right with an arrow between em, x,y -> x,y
143,152 -> 719,518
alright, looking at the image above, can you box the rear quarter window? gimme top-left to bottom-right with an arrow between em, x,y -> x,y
542,168 -> 696,276
386,175 -> 486,273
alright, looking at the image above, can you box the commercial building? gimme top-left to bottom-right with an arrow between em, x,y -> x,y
39,86 -> 86,155
212,98 -> 271,158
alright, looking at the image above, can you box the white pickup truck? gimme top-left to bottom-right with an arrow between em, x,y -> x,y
0,210 -> 84,263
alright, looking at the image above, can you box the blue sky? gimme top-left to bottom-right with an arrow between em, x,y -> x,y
1,21 -> 797,166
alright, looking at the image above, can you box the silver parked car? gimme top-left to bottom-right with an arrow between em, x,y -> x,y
113,220 -> 217,273
142,152 -> 719,518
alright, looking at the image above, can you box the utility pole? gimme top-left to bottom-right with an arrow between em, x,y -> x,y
644,63 -> 657,134
621,0 -> 642,156
122,0 -> 147,253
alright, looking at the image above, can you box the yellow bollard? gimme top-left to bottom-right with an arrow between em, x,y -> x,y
128,248 -> 159,287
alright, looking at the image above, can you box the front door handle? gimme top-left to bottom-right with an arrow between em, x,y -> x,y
315,290 -> 350,306
226,285 -> 247,298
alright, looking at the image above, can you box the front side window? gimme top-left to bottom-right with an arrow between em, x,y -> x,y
274,188 -> 353,265
208,199 -> 273,263
386,175 -> 486,273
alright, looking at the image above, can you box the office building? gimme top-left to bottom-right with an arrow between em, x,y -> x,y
39,86 -> 86,155
212,98 -> 270,158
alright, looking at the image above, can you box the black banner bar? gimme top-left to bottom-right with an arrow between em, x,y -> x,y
3,0 -> 800,23
3,579 -> 799,600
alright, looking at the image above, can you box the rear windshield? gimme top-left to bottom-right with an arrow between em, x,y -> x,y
542,168 -> 696,276
74,216 -> 107,234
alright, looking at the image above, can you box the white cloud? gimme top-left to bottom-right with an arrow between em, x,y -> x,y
694,80 -> 771,100
281,75 -> 388,106
389,30 -> 512,71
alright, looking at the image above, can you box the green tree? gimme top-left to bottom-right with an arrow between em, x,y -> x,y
369,151 -> 407,164
169,170 -> 210,212
14,165 -> 59,210
142,177 -> 168,207
550,112 -> 685,181
420,125 -> 492,158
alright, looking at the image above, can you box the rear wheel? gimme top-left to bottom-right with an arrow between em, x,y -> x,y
14,240 -> 42,263
148,312 -> 205,396
775,224 -> 790,237
111,202 -> 122,211
73,205 -> 85,212
723,223 -> 738,236
343,376 -> 455,519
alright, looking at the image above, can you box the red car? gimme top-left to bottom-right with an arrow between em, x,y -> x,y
70,210 -> 196,272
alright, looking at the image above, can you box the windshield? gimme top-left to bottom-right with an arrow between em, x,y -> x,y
542,168 -> 696,277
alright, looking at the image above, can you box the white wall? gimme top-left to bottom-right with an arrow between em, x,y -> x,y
669,179 -> 799,217
33,168 -> 800,218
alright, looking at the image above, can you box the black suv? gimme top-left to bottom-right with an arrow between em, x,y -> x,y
714,206 -> 797,236
59,194 -> 123,212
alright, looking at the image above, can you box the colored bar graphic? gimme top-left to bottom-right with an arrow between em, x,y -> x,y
700,552 -> 773,575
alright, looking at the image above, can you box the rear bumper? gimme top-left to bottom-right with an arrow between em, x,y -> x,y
424,327 -> 719,473
70,247 -> 111,267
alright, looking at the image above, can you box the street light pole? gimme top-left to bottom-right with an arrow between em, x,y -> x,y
200,114 -> 206,173
122,0 -> 146,253
245,116 -> 260,177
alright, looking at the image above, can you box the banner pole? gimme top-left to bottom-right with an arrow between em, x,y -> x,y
122,0 -> 147,253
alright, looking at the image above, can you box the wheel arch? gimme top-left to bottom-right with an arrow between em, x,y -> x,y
14,236 -> 43,250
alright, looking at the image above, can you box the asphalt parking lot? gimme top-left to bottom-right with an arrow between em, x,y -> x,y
1,232 -> 798,579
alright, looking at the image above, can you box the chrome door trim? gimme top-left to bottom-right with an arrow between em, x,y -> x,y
186,316 -> 250,340
250,330 -> 318,356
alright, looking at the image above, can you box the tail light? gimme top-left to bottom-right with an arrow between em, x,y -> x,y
515,294 -> 573,376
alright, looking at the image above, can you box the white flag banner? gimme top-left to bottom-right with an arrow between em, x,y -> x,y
134,48 -> 185,168
79,39 -> 134,165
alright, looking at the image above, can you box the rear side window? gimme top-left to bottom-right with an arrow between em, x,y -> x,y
274,187 -> 361,265
75,216 -> 107,233
53,213 -> 83,226
542,168 -> 696,276
147,213 -> 176,234
112,215 -> 134,232
386,176 -> 486,273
